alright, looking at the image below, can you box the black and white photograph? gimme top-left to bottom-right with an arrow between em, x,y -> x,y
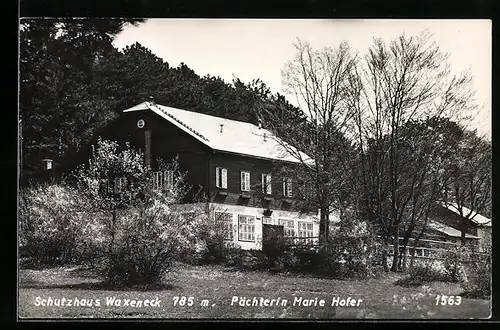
18,18 -> 492,319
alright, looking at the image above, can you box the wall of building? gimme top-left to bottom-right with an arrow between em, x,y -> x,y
476,227 -> 492,252
208,152 -> 309,213
111,110 -> 211,198
209,202 -> 319,250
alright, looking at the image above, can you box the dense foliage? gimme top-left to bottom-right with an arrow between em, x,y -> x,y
19,184 -> 88,266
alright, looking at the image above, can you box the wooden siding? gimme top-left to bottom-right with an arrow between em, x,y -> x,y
106,109 -> 314,213
208,152 -> 310,212
108,110 -> 211,198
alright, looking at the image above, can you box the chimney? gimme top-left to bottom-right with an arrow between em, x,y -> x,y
220,124 -> 224,133
258,119 -> 262,129
263,133 -> 267,142
149,95 -> 155,105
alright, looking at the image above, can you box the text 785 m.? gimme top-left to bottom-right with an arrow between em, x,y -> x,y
173,296 -> 195,306
435,295 -> 462,306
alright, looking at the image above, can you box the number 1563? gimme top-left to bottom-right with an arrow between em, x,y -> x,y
435,295 -> 462,306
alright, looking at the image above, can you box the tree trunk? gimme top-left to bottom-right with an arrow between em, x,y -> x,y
319,204 -> 330,245
409,247 -> 417,269
398,245 -> 407,270
391,227 -> 400,272
399,235 -> 411,271
110,208 -> 117,253
460,218 -> 466,246
382,236 -> 389,271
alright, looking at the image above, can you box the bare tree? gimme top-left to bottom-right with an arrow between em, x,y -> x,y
348,31 -> 478,271
263,39 -> 359,245
394,118 -> 462,269
442,129 -> 492,245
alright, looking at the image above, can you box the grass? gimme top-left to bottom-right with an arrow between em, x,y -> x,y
18,262 -> 491,319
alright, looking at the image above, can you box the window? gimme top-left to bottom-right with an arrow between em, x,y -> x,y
302,181 -> 314,199
215,212 -> 233,240
279,219 -> 295,237
262,216 -> 273,225
262,174 -> 272,194
104,177 -> 126,194
283,178 -> 293,197
114,177 -> 127,193
238,215 -> 255,242
298,221 -> 314,243
152,170 -> 174,191
215,167 -> 228,189
241,171 -> 250,192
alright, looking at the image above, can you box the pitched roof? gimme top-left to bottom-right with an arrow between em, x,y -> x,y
428,220 -> 480,239
439,202 -> 491,227
123,101 -> 314,165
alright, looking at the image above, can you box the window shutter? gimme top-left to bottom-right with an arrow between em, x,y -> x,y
159,170 -> 164,189
216,167 -> 220,188
123,177 -> 126,191
221,168 -> 227,189
261,174 -> 265,193
283,178 -> 286,196
116,177 -> 126,193
245,172 -> 250,191
287,178 -> 293,197
166,170 -> 173,190
266,174 -> 272,194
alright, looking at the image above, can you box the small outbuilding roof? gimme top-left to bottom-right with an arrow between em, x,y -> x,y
439,202 -> 491,227
428,220 -> 480,239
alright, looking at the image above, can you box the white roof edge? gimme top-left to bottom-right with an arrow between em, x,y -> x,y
428,220 -> 480,239
123,101 -> 151,112
438,201 -> 491,227
122,102 -> 314,164
124,102 -> 213,148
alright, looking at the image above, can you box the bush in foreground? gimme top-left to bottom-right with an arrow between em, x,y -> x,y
102,199 -> 208,287
441,248 -> 468,283
395,260 -> 451,287
19,184 -> 90,266
461,250 -> 491,299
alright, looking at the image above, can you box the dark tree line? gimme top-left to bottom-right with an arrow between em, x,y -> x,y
19,19 -> 306,183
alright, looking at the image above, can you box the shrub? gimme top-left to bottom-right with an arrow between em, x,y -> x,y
279,248 -> 302,271
102,200 -> 204,287
314,235 -> 374,279
73,212 -> 108,268
223,246 -> 246,268
72,138 -> 206,286
315,243 -> 343,277
461,251 -> 491,299
441,248 -> 467,283
194,210 -> 241,265
395,261 -> 449,287
240,250 -> 269,270
19,184 -> 89,266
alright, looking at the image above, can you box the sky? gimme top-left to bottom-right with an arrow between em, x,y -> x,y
113,19 -> 491,139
